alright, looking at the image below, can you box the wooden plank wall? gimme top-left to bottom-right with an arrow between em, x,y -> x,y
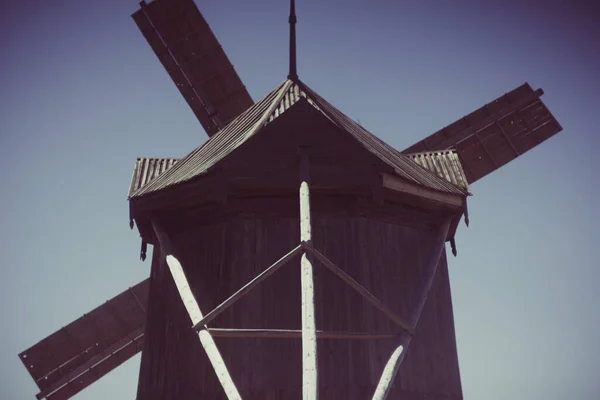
136,208 -> 462,399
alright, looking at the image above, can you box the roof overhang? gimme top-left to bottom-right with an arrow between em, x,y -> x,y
381,173 -> 465,209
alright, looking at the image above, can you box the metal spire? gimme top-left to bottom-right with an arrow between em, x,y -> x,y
288,0 -> 298,80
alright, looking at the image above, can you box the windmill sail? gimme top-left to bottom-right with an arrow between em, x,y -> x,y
402,83 -> 562,184
19,280 -> 149,400
132,0 -> 254,137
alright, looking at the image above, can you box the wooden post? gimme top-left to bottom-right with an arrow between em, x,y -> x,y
299,150 -> 318,400
371,218 -> 452,400
152,221 -> 242,400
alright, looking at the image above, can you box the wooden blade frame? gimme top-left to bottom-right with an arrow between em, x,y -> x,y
19,280 -> 149,400
402,83 -> 563,184
152,150 -> 451,400
132,0 -> 254,137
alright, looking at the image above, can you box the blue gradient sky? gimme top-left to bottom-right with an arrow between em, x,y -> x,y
1,0 -> 598,398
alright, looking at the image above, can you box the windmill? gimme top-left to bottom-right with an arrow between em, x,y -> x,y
18,0 -> 563,399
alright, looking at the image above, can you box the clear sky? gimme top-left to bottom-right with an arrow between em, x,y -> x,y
1,0 -> 598,399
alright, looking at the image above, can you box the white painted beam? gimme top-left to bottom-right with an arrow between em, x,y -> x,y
302,243 -> 413,335
192,245 -> 303,331
152,221 -> 242,400
371,218 -> 452,400
299,150 -> 318,400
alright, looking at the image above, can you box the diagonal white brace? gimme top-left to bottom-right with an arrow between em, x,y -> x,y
301,243 -> 413,335
371,332 -> 411,400
192,245 -> 303,331
371,217 -> 452,400
152,221 -> 242,400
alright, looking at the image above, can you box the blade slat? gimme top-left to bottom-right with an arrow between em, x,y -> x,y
45,331 -> 144,400
19,280 -> 149,398
132,0 -> 254,137
403,83 -> 563,184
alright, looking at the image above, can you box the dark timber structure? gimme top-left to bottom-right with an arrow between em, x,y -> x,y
19,0 -> 564,399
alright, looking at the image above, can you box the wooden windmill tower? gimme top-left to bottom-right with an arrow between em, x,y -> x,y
18,0 -> 563,399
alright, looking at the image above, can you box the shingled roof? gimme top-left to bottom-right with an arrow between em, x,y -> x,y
406,150 -> 470,192
129,157 -> 179,197
129,79 -> 469,199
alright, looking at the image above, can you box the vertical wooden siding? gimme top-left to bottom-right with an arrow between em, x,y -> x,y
137,212 -> 462,399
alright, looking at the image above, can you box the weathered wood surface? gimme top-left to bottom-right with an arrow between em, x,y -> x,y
192,245 -> 303,331
303,243 -> 412,335
44,328 -> 144,400
20,280 -> 149,400
137,208 -> 462,399
129,106 -> 469,278
372,218 -> 452,400
208,329 -> 399,340
402,83 -> 562,184
152,222 -> 242,400
130,100 -> 460,242
381,173 -> 463,208
132,0 -> 254,137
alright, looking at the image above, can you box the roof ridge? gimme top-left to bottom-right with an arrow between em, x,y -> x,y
130,79 -> 468,199
130,80 -> 291,198
296,80 -> 468,195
